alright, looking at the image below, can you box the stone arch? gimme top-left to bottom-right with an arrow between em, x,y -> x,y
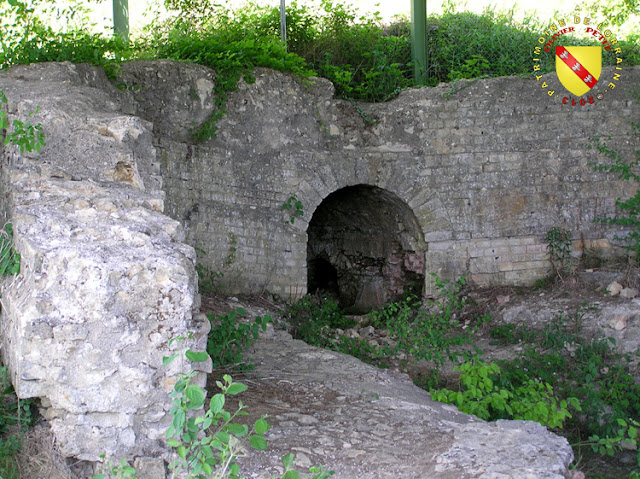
307,184 -> 426,313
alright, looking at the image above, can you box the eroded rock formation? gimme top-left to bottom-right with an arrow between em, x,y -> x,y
0,62 -> 210,463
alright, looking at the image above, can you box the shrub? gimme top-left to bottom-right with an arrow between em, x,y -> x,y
430,359 -> 580,428
284,295 -> 355,348
207,308 -> 270,371
367,275 -> 482,367
2,0 -> 639,109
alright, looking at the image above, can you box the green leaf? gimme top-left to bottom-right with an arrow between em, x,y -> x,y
227,423 -> 248,437
168,336 -> 185,348
178,445 -> 187,459
227,382 -> 248,396
202,416 -> 213,429
210,393 -> 225,414
282,453 -> 295,468
282,471 -> 302,479
250,435 -> 268,450
173,409 -> 186,432
185,385 -> 206,410
186,349 -> 210,362
254,418 -> 270,435
167,439 -> 181,447
163,353 -> 179,366
216,430 -> 230,444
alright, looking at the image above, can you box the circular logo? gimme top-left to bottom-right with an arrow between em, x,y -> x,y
532,17 -> 623,105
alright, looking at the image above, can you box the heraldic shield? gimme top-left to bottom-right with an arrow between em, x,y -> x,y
555,46 -> 602,96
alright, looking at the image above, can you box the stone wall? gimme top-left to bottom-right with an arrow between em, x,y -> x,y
129,62 -> 640,307
0,62 -> 210,463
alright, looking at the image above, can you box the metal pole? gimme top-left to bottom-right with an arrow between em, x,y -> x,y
280,0 -> 287,49
411,0 -> 427,85
113,0 -> 129,42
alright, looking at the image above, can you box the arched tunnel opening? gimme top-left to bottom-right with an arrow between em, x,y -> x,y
307,184 -> 426,314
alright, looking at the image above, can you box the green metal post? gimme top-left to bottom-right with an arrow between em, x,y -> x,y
411,0 -> 427,85
280,0 -> 287,49
113,0 -> 129,42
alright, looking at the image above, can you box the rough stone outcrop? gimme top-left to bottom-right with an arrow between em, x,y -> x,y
498,288 -> 640,361
0,62 -> 210,462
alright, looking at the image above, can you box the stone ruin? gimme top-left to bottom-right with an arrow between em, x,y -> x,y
0,62 -> 212,465
0,60 -> 638,474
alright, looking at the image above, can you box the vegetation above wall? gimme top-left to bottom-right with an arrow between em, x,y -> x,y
1,0 -> 638,104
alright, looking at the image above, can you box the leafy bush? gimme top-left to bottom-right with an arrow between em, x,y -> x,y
2,0 -> 639,110
428,10 -> 545,84
94,348 -> 334,479
495,313 -> 640,441
285,295 -> 355,348
166,371 -> 270,478
207,308 -> 270,371
285,275 -> 485,369
430,359 -> 580,428
367,275 -> 482,367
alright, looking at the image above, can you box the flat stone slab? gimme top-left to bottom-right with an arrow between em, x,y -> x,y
235,329 -> 573,479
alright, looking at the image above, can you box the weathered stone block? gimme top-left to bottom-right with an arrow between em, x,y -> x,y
0,64 -> 210,463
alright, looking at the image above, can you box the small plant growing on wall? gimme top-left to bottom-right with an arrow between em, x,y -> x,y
545,227 -> 573,281
0,223 -> 20,277
0,89 -> 46,154
281,194 -> 304,225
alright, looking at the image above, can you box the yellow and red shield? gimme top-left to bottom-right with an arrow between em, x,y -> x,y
555,46 -> 602,96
